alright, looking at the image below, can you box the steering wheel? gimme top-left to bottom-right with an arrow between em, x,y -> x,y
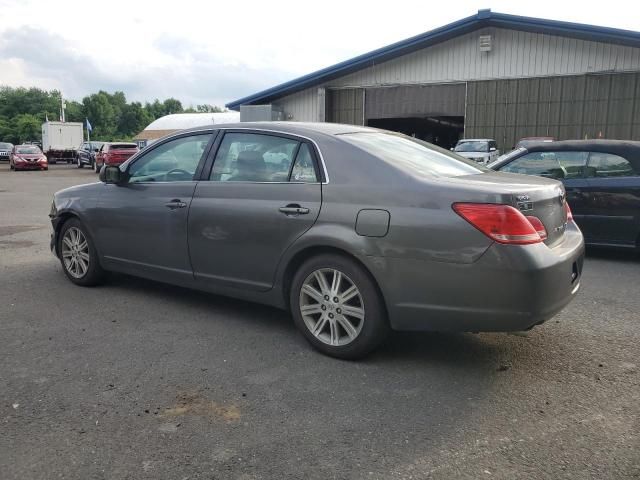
164,168 -> 192,181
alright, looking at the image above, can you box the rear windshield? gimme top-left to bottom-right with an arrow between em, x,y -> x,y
16,146 -> 41,154
454,141 -> 489,153
111,144 -> 137,150
340,132 -> 486,177
0,142 -> 13,150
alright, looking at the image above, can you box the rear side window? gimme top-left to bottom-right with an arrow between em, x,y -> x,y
210,132 -> 318,182
342,132 -> 485,177
586,152 -> 636,178
500,151 -> 588,179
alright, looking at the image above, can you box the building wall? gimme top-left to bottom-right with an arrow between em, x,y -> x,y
331,27 -> 640,88
273,27 -> 640,123
465,72 -> 640,149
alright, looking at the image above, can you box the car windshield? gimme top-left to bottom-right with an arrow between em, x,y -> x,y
454,141 -> 489,153
0,142 -> 13,150
16,146 -> 40,154
340,132 -> 486,177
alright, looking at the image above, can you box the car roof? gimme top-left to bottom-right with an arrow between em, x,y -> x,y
457,138 -> 494,142
519,139 -> 640,155
177,121 -> 378,138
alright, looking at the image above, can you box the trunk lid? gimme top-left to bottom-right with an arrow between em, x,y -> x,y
448,171 -> 568,246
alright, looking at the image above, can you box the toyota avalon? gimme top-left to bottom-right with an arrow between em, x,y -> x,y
49,123 -> 584,359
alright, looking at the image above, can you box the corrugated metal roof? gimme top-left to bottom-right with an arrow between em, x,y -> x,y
226,9 -> 640,110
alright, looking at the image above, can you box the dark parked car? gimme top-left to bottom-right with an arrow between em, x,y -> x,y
489,140 -> 640,250
94,142 -> 138,172
76,141 -> 104,169
50,123 -> 584,359
0,142 -> 13,160
10,144 -> 48,171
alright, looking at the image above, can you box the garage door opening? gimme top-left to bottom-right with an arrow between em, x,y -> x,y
367,116 -> 464,150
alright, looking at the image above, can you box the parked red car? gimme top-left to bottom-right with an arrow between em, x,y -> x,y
94,142 -> 139,173
10,144 -> 48,171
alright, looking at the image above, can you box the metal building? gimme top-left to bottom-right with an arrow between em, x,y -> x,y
227,10 -> 640,150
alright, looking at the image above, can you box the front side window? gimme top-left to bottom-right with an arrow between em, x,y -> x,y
499,151 -> 588,179
210,132 -> 318,182
586,152 -> 636,178
128,134 -> 212,183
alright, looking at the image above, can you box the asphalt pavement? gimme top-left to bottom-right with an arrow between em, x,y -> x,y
0,163 -> 638,479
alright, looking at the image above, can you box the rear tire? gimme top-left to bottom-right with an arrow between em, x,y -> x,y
290,254 -> 389,359
58,218 -> 106,287
77,156 -> 84,168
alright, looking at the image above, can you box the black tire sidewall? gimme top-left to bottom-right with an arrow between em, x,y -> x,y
57,218 -> 105,286
290,254 -> 388,359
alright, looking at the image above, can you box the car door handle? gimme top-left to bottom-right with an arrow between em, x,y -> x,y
165,199 -> 187,210
279,204 -> 310,215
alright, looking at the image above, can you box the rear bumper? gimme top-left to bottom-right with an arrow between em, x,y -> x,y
362,222 -> 585,332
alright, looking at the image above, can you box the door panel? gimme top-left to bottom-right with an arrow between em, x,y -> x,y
93,132 -> 215,281
94,182 -> 198,280
188,182 -> 321,291
583,177 -> 640,245
583,152 -> 640,246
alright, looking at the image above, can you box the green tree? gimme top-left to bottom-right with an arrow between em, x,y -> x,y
163,98 -> 183,115
14,114 -> 41,142
118,102 -> 153,138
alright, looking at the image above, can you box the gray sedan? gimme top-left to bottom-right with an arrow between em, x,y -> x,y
50,122 -> 584,359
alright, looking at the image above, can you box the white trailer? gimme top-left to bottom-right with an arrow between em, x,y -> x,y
41,121 -> 83,163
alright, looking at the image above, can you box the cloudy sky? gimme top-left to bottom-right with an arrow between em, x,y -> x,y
1,0 -> 639,108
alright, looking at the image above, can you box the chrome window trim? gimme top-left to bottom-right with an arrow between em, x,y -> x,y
212,127 -> 330,184
121,126 -> 330,184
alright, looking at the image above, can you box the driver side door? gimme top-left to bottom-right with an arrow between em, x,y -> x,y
94,132 -> 216,283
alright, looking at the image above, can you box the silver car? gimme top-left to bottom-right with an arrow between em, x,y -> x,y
50,123 -> 584,359
453,139 -> 500,165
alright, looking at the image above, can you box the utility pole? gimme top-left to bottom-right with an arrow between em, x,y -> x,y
60,95 -> 66,122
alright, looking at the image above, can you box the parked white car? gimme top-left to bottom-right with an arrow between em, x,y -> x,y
453,139 -> 499,165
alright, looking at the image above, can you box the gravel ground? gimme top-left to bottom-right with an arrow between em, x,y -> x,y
0,163 -> 638,480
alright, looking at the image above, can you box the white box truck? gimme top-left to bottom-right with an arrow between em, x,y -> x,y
41,121 -> 83,164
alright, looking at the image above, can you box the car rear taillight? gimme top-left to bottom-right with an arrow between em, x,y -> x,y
565,202 -> 573,222
452,203 -> 545,245
525,215 -> 547,241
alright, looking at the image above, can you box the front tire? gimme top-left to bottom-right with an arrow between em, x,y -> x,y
290,254 -> 389,359
58,218 -> 106,286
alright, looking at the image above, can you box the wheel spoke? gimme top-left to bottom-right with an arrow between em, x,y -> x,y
77,257 -> 88,274
312,316 -> 328,335
329,319 -> 339,345
330,270 -> 342,295
339,285 -> 359,303
62,250 -> 73,258
63,237 -> 74,249
78,251 -> 90,262
336,315 -> 358,339
300,303 -> 323,316
77,240 -> 88,251
313,270 -> 331,295
341,304 -> 364,320
301,284 -> 324,303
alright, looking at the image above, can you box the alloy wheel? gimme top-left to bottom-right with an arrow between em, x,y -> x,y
61,227 -> 90,278
299,268 -> 365,346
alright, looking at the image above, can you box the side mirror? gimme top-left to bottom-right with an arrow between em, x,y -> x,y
100,165 -> 124,184
490,147 -> 497,152
450,147 -> 455,151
